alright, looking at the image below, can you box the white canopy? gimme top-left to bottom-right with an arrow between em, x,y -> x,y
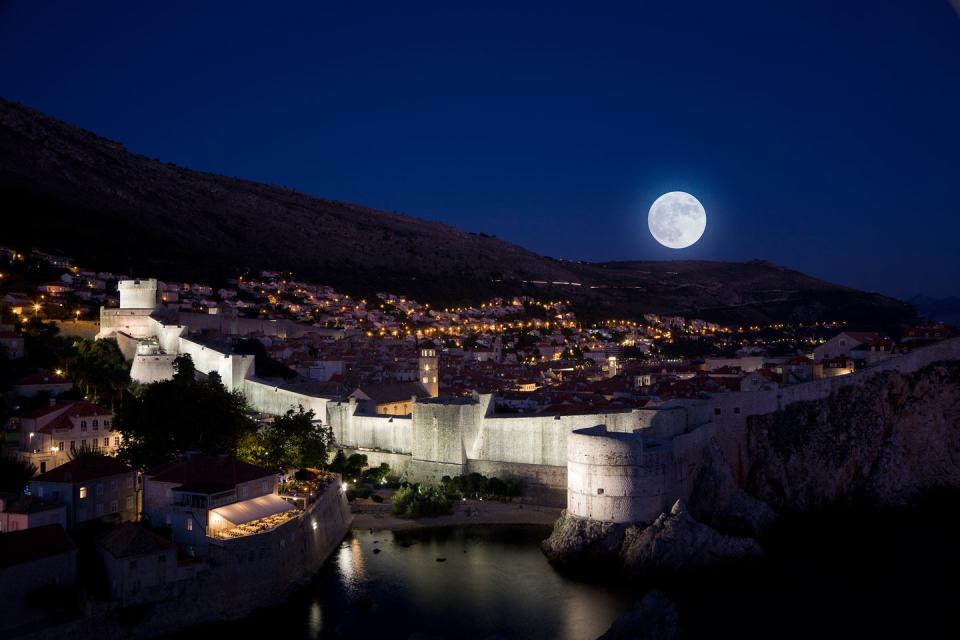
210,493 -> 295,527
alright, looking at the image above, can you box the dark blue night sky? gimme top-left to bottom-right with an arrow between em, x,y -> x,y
2,1 -> 958,298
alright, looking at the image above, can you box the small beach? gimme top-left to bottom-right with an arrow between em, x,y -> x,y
349,490 -> 562,531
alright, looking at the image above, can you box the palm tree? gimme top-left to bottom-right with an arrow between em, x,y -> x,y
0,455 -> 38,493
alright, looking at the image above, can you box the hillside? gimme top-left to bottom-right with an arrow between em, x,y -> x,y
0,97 -> 914,327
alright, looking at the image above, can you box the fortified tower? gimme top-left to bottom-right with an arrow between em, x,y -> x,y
119,278 -> 159,309
418,345 -> 439,397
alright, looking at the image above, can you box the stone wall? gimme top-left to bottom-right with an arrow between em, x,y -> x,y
242,379 -> 330,418
19,483 -> 351,640
118,279 -> 158,310
177,337 -> 254,390
464,458 -> 567,506
328,401 -> 413,453
129,354 -> 177,385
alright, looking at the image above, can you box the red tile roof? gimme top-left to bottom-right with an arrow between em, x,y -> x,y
0,524 -> 75,568
33,455 -> 133,484
16,370 -> 70,386
38,402 -> 112,434
145,454 -> 274,487
98,522 -> 175,559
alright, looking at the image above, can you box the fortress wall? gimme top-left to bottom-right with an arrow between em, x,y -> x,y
566,425 -> 678,523
242,379 -> 330,418
327,402 -> 413,453
177,337 -> 253,390
154,319 -> 186,354
118,279 -> 158,310
97,308 -> 155,339
114,331 -> 142,361
130,354 -> 177,385
464,459 -> 567,506
469,409 -> 659,468
566,420 -> 718,524
411,403 -> 482,466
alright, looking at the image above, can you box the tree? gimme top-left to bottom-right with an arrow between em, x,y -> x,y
362,463 -> 391,485
0,455 -> 37,493
68,441 -> 103,461
327,450 -> 368,481
240,406 -> 334,472
114,354 -> 256,469
68,339 -> 128,403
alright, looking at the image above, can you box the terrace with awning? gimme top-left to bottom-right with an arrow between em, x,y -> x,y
208,494 -> 296,538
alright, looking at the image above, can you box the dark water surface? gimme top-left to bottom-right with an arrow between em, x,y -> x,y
185,525 -> 631,640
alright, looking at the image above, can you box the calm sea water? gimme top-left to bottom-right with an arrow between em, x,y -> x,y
186,525 -> 631,640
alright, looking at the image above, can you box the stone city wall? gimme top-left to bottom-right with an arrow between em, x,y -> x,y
19,483 -> 351,640
328,401 -> 413,454
242,379 -> 330,418
176,337 -> 254,390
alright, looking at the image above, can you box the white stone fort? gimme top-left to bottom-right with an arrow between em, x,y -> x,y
101,279 -> 960,522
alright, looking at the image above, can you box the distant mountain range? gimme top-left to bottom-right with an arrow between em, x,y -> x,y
908,296 -> 960,327
0,97 -> 915,328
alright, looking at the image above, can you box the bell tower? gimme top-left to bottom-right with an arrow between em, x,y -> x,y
418,344 -> 439,397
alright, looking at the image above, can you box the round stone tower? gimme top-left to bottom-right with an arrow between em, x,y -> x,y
567,424 -> 673,524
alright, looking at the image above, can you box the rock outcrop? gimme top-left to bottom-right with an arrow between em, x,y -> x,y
747,361 -> 960,511
597,591 -> 684,640
687,440 -> 776,538
543,501 -> 762,578
620,501 -> 763,574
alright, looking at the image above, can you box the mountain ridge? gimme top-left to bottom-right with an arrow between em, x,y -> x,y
0,97 -> 914,328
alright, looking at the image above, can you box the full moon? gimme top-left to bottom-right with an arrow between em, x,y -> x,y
648,191 -> 707,249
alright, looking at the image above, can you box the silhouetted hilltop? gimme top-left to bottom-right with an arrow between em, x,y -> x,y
0,97 -> 915,328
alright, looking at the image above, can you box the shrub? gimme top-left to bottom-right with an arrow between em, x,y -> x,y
440,472 -> 522,500
391,484 -> 451,519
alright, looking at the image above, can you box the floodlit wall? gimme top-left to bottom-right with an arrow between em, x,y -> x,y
242,379 -> 330,418
98,308 -> 155,339
328,401 -> 413,454
177,338 -> 254,390
130,354 -> 177,385
119,279 -> 159,310
566,423 -> 716,524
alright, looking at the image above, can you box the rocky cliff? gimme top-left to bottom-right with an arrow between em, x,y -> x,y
746,361 -> 960,512
545,361 -> 960,581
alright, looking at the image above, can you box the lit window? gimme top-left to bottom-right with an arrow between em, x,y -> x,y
79,486 -> 88,499
104,437 -> 109,447
186,519 -> 193,532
